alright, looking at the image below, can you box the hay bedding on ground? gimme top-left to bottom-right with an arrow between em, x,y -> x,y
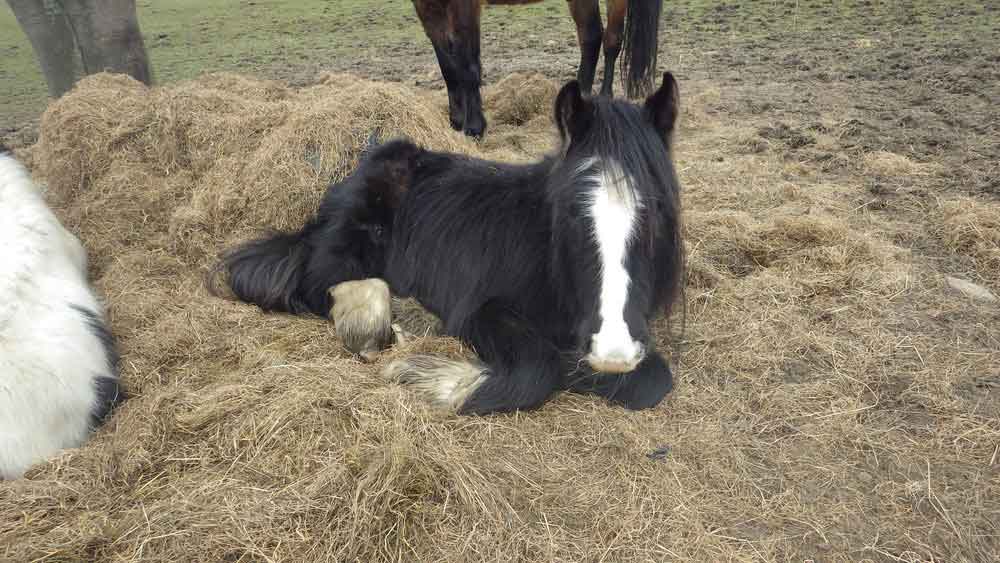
1,71 -> 998,562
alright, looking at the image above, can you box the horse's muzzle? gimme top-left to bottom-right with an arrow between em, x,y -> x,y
584,341 -> 646,374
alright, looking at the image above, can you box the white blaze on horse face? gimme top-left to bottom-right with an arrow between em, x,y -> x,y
582,159 -> 645,374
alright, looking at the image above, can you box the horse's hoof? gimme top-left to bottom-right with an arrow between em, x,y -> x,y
385,355 -> 486,410
328,279 -> 393,360
463,120 -> 487,140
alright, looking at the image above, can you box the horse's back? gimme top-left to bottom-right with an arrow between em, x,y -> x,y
0,154 -> 119,479
385,152 -> 555,326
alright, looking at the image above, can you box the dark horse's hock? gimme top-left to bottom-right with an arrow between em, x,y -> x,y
211,72 -> 684,416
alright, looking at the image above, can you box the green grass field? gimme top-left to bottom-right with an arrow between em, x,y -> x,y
1,0 -> 422,129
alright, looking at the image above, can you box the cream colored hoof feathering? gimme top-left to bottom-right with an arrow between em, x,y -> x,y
384,355 -> 487,411
328,279 -> 394,362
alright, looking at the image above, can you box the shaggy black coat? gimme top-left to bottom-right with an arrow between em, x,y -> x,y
213,73 -> 684,414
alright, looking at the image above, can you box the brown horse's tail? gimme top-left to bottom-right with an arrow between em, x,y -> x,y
621,0 -> 663,98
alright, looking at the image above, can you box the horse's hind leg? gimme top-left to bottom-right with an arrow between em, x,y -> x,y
564,350 -> 673,410
599,0 -> 627,97
567,0 -> 602,95
386,302 -> 561,414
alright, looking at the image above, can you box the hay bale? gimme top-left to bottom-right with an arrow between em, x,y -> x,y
482,72 -> 558,127
934,196 -> 1000,286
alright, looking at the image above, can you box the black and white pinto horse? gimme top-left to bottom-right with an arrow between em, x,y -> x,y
213,72 -> 683,415
0,148 -> 124,479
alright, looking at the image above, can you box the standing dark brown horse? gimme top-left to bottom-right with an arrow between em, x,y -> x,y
412,0 -> 663,138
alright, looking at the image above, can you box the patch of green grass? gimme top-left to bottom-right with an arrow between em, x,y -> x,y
0,0 -> 424,129
0,3 -> 43,130
135,0 -> 421,82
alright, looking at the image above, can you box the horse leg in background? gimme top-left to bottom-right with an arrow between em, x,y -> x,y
563,350 -> 673,410
566,0 -> 602,95
599,0 -> 627,97
412,0 -> 487,138
386,302 -> 561,415
412,0 -> 464,131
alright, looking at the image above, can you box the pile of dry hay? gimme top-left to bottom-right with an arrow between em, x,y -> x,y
1,71 -> 997,562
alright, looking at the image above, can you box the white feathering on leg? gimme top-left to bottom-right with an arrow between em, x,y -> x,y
385,355 -> 487,410
329,278 -> 393,361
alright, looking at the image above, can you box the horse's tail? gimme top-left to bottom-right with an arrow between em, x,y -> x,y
621,0 -> 663,98
208,224 -> 325,317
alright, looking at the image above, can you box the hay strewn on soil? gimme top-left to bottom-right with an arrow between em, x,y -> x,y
2,71 -> 998,562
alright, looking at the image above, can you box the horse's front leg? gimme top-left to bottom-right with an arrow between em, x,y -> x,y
386,302 -> 561,414
567,0 -> 603,95
413,1 -> 464,131
411,0 -> 486,138
328,279 -> 394,362
445,0 -> 487,138
563,349 -> 673,410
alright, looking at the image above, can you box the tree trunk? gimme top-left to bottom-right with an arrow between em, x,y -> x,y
7,0 -> 79,98
59,0 -> 152,85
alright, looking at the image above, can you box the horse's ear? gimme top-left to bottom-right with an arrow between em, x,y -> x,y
555,80 -> 591,142
645,72 -> 680,140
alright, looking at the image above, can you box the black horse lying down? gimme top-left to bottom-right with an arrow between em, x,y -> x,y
212,73 -> 684,415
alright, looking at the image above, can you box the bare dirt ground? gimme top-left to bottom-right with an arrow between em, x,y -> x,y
1,1 -> 998,562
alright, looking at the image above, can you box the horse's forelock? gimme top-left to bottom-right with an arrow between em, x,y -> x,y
554,97 -> 678,237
